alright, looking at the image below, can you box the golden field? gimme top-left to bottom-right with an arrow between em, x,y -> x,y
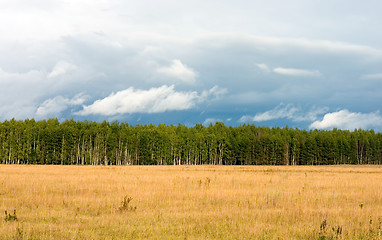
1,165 -> 382,239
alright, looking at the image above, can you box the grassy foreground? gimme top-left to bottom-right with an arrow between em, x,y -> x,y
1,165 -> 382,239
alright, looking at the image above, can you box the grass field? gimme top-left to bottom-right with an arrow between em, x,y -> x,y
1,165 -> 382,239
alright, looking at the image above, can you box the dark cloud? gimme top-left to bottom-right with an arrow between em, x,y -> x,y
0,1 -> 381,130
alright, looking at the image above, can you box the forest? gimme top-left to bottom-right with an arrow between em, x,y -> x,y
0,118 -> 381,165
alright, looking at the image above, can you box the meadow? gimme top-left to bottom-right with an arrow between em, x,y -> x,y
1,165 -> 382,239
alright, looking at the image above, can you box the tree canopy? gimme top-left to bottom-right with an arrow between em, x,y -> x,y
0,119 -> 381,165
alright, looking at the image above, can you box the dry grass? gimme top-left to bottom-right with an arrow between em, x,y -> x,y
1,165 -> 382,239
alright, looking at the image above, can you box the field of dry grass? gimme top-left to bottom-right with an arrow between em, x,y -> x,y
1,165 -> 382,239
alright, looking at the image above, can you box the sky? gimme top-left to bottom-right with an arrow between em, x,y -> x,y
1,0 -> 382,131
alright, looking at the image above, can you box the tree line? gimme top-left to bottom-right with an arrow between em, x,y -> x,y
0,118 -> 381,165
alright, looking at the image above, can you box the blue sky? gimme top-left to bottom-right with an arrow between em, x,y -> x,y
1,0 -> 382,130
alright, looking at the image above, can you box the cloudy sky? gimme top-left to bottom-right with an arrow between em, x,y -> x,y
1,0 -> 382,131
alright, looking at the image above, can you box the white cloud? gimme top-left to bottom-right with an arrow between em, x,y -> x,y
158,59 -> 198,84
191,33 -> 382,59
293,106 -> 329,122
240,104 -> 299,122
48,61 -> 77,78
361,73 -> 382,80
240,104 -> 328,123
203,118 -> 222,126
256,63 -> 271,72
273,67 -> 321,77
77,85 -> 225,116
200,85 -> 228,101
36,94 -> 87,118
242,34 -> 382,57
0,1 -> 381,127
36,97 -> 70,117
310,109 -> 382,130
0,0 -> 120,41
